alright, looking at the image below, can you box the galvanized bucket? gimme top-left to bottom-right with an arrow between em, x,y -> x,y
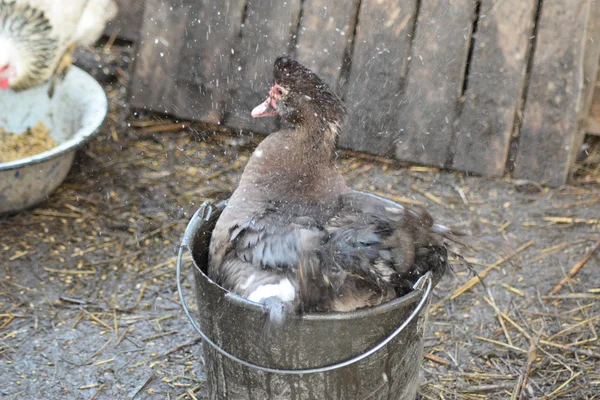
177,197 -> 436,400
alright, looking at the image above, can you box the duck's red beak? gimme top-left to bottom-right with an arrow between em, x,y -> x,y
251,85 -> 280,118
251,97 -> 277,118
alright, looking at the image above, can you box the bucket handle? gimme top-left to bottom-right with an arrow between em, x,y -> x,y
176,203 -> 433,375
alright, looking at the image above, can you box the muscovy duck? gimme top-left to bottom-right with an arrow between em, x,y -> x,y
208,55 -> 454,323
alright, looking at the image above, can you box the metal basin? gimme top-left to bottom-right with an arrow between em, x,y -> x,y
0,66 -> 107,214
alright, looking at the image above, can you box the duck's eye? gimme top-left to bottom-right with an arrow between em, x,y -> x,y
277,88 -> 283,96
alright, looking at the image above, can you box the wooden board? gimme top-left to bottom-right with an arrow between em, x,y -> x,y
587,82 -> 600,135
174,0 -> 246,123
338,0 -> 418,157
223,0 -> 302,134
394,0 -> 475,167
128,0 -> 189,118
295,0 -> 358,89
129,0 -> 245,124
581,0 -> 600,117
452,0 -> 537,176
104,0 -> 146,42
514,0 -> 599,185
583,1 -> 600,136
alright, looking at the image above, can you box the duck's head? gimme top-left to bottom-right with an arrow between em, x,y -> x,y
252,55 -> 346,130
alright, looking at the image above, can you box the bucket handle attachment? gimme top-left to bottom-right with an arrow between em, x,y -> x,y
177,203 -> 433,375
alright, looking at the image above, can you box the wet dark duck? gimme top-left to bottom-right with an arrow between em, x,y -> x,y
208,55 -> 457,323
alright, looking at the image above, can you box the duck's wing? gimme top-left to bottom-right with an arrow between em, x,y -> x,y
209,208 -> 324,307
314,192 -> 450,311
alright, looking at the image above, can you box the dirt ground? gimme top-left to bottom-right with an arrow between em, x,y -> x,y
1,43 -> 599,400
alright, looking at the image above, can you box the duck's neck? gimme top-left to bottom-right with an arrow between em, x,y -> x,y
237,118 -> 347,207
295,118 -> 341,159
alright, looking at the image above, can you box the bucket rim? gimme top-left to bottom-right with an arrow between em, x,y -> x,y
191,255 -> 423,320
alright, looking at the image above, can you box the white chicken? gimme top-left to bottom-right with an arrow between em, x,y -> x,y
0,0 -> 118,95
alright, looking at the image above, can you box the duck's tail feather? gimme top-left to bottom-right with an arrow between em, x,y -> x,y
447,249 -> 485,289
431,223 -> 481,252
429,223 -> 486,288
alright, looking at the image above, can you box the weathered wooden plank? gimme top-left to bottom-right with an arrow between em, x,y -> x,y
224,0 -> 302,134
588,83 -> 600,134
338,0 -> 418,157
452,0 -> 537,176
129,0 -> 244,124
128,0 -> 189,117
295,0 -> 357,89
514,0 -> 599,185
175,0 -> 246,123
104,0 -> 146,42
586,117 -> 600,135
394,0 -> 475,167
582,0 -> 600,136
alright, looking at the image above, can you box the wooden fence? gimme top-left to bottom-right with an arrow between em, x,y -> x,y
587,67 -> 600,136
107,0 -> 600,186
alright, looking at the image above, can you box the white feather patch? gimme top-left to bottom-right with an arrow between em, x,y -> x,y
248,279 -> 296,303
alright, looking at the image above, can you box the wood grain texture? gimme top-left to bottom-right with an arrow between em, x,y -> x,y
514,0 -> 597,185
394,0 -> 475,167
176,0 -> 246,123
128,0 -> 189,117
587,81 -> 600,135
295,0 -> 357,89
339,0 -> 417,157
452,0 -> 537,176
224,0 -> 302,134
582,0 -> 600,136
104,0 -> 146,41
129,0 -> 245,124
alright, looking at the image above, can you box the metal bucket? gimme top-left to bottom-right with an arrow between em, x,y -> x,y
177,198 -> 436,400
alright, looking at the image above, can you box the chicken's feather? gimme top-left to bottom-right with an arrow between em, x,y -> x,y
1,0 -> 117,90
